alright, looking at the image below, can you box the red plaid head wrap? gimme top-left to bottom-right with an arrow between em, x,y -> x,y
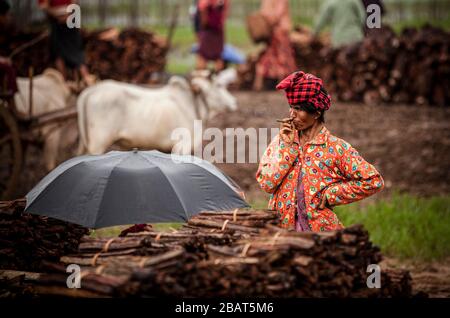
276,71 -> 331,111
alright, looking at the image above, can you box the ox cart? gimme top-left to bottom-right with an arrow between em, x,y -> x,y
0,7 -> 181,200
0,87 -> 78,200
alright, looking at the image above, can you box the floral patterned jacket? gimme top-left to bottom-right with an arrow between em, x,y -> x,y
256,126 -> 384,231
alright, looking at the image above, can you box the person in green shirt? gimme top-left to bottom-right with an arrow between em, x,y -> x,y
313,0 -> 367,48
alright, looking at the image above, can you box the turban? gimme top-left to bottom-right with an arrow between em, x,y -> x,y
276,71 -> 331,111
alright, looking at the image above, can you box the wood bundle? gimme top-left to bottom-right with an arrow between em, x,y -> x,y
83,28 -> 168,84
59,235 -> 174,267
0,28 -> 168,84
0,199 -> 89,271
34,262 -> 131,298
185,209 -> 280,235
238,25 -> 450,106
21,247 -> 191,297
0,206 -> 417,298
134,224 -> 396,298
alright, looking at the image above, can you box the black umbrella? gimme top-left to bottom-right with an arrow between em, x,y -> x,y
25,150 -> 249,228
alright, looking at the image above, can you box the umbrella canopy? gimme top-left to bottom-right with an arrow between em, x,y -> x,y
25,150 -> 249,228
191,43 -> 246,64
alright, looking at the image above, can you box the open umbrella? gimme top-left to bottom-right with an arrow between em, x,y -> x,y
25,150 -> 249,228
191,43 -> 246,64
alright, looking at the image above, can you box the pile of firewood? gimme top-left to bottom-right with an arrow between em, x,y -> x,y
134,224 -> 413,297
83,28 -> 167,84
3,209 -> 417,298
238,25 -> 450,106
0,28 -> 167,84
0,199 -> 89,271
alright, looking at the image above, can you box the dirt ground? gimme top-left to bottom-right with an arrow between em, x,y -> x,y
381,257 -> 450,298
9,90 -> 450,298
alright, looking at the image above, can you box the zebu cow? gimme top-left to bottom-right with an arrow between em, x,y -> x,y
77,72 -> 237,155
14,68 -> 74,170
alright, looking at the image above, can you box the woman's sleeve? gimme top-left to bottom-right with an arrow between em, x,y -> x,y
256,135 -> 298,194
325,141 -> 384,206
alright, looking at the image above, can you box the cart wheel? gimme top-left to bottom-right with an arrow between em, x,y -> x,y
0,102 -> 23,200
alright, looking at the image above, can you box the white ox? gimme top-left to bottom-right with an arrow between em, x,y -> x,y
77,71 -> 237,155
14,68 -> 74,170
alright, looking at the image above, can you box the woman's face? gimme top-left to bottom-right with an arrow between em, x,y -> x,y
289,106 -> 320,131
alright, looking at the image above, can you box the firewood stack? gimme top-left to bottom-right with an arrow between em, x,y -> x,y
238,25 -> 450,106
0,199 -> 89,271
1,208 -> 416,298
83,28 -> 168,84
0,28 -> 167,84
133,224 -> 412,298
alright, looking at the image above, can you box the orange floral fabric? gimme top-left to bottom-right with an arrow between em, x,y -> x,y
256,126 -> 384,232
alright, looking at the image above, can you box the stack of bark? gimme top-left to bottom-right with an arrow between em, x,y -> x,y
238,25 -> 450,106
0,28 -> 167,84
185,209 -> 279,235
83,28 -> 168,84
134,224 -> 412,297
0,199 -> 89,271
9,208 -> 415,298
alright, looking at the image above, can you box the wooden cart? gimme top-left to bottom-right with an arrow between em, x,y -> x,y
0,91 -> 77,200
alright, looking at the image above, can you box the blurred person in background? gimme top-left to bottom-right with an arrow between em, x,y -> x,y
189,0 -> 201,42
38,0 -> 95,86
313,0 -> 366,48
196,0 -> 229,72
253,0 -> 297,91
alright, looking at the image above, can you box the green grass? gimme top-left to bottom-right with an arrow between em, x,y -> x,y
165,58 -> 194,75
252,193 -> 450,261
151,23 -> 252,50
334,193 -> 450,262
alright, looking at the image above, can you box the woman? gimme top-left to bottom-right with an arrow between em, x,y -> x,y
196,0 -> 229,72
256,71 -> 384,232
253,0 -> 297,91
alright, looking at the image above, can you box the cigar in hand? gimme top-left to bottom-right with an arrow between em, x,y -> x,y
276,118 -> 294,123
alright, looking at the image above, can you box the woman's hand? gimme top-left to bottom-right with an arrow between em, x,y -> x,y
279,118 -> 294,145
319,193 -> 331,210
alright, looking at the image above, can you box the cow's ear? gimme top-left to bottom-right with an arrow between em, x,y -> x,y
168,76 -> 190,90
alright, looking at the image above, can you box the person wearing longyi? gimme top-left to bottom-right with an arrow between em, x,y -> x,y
38,0 -> 96,86
256,71 -> 384,232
